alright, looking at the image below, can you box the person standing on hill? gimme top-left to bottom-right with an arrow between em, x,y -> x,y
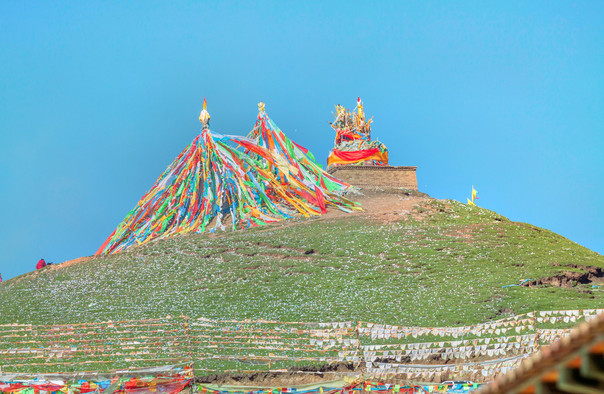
0,273 -> 2,283
36,259 -> 46,270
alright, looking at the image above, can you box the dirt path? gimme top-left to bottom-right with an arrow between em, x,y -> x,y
323,188 -> 431,223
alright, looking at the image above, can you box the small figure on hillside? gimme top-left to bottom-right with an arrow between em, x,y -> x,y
36,259 -> 46,270
0,273 -> 3,283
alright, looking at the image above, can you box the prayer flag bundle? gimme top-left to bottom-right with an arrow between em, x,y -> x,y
96,101 -> 360,255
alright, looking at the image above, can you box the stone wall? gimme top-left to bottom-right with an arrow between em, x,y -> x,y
327,165 -> 418,190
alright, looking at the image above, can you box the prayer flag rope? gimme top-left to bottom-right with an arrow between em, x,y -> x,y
0,377 -> 486,394
0,371 -> 192,394
0,310 -> 593,377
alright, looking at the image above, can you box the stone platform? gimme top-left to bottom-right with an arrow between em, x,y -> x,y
327,165 -> 418,190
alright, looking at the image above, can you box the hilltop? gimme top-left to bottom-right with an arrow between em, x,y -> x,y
1,189 -> 602,327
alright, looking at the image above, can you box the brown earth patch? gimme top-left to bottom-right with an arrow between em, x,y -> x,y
318,189 -> 431,224
195,353 -> 522,386
443,223 -> 486,240
196,362 -> 355,386
523,264 -> 604,288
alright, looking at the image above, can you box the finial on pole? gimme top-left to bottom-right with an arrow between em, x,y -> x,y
199,97 -> 211,129
258,101 -> 266,115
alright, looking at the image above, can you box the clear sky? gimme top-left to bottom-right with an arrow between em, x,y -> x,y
1,1 -> 602,279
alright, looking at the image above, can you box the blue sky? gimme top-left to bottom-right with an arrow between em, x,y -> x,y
1,1 -> 602,279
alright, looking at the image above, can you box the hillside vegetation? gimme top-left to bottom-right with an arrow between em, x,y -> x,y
1,191 -> 602,327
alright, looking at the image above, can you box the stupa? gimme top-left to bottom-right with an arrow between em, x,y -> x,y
326,98 -> 418,190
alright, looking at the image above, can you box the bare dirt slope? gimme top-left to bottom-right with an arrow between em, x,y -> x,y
323,188 -> 431,223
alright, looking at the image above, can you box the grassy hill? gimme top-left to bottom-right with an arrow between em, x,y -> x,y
1,190 -> 602,327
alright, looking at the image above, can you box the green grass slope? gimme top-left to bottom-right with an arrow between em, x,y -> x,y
1,195 -> 602,326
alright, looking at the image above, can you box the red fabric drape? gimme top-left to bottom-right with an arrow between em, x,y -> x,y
332,148 -> 380,161
291,141 -> 309,154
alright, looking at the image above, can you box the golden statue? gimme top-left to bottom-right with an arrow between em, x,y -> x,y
327,97 -> 388,169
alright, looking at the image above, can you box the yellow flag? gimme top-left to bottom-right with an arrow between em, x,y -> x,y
467,198 -> 475,206
472,186 -> 477,203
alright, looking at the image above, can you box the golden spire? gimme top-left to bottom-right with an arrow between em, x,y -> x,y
199,97 -> 211,129
258,101 -> 266,115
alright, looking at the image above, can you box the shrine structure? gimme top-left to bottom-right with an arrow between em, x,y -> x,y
326,98 -> 418,190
